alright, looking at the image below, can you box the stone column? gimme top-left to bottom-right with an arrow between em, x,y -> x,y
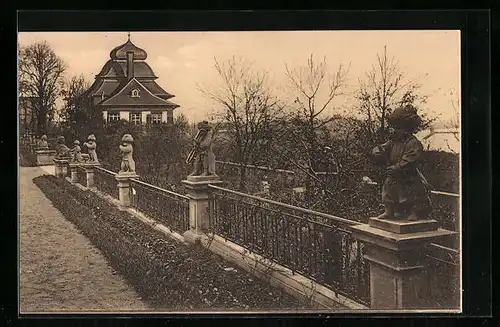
115,172 -> 139,210
69,163 -> 79,183
85,165 -> 96,189
60,159 -> 69,178
53,159 -> 62,177
351,218 -> 455,310
53,158 -> 69,178
181,175 -> 223,243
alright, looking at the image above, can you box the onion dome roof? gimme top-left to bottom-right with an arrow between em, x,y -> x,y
110,38 -> 147,61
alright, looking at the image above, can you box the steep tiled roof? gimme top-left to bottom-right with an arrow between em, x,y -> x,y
117,62 -> 157,79
99,78 -> 179,108
96,60 -> 157,80
91,80 -> 122,97
96,60 -> 125,78
140,81 -> 174,99
82,36 -> 178,110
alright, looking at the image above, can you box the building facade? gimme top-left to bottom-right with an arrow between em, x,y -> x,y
81,34 -> 179,125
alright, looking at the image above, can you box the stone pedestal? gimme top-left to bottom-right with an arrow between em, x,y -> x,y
181,175 -> 223,242
53,158 -> 70,178
115,172 -> 139,210
351,218 -> 455,310
74,162 -> 101,189
84,162 -> 100,189
35,149 -> 56,166
69,163 -> 79,183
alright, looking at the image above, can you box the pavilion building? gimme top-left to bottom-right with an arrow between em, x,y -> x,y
81,34 -> 179,125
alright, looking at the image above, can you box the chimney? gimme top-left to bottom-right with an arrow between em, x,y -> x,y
127,51 -> 134,81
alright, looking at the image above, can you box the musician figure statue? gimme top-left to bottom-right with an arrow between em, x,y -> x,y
186,121 -> 217,177
370,104 -> 432,221
119,134 -> 136,174
84,134 -> 99,163
55,136 -> 72,159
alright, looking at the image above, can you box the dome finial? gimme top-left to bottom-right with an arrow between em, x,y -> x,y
127,32 -> 131,41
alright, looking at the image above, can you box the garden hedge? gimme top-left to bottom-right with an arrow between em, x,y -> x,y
33,175 -> 309,311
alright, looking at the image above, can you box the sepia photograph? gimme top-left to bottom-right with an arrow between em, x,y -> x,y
18,30 -> 461,313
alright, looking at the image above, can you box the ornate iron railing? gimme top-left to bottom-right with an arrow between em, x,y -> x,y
130,178 -> 190,234
208,184 -> 461,308
94,167 -> 119,199
207,184 -> 371,306
77,165 -> 87,187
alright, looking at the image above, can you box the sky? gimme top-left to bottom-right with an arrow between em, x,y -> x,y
18,31 -> 461,125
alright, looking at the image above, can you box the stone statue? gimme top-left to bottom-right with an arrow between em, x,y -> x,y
70,140 -> 83,162
84,134 -> 98,163
55,136 -> 71,159
370,105 -> 432,221
119,134 -> 136,174
186,121 -> 216,177
37,135 -> 49,149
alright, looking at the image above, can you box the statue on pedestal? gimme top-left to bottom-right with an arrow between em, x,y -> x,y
70,140 -> 82,162
119,134 -> 136,174
55,136 -> 71,159
37,135 -> 49,149
370,105 -> 432,221
186,121 -> 216,177
84,134 -> 98,163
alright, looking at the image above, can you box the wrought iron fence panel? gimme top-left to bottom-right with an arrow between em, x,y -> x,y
130,179 -> 189,234
94,167 -> 119,199
208,184 -> 370,306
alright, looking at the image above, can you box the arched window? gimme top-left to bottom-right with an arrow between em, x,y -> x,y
131,89 -> 140,98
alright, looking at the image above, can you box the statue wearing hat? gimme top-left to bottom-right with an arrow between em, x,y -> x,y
370,104 -> 432,221
84,134 -> 98,163
186,120 -> 216,177
119,134 -> 136,174
55,136 -> 71,159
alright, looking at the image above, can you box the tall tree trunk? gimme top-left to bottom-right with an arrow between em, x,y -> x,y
37,113 -> 46,136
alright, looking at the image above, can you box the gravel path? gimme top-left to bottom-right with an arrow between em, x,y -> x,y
19,167 -> 148,312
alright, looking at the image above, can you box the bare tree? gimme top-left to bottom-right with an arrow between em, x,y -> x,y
282,54 -> 349,201
284,54 -> 349,170
59,74 -> 91,129
356,45 -> 430,144
446,91 -> 460,142
438,89 -> 460,154
199,56 -> 285,191
18,41 -> 67,135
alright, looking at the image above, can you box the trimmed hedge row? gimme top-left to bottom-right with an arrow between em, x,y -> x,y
33,175 -> 309,311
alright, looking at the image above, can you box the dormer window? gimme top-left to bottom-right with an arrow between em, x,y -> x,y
131,89 -> 140,98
